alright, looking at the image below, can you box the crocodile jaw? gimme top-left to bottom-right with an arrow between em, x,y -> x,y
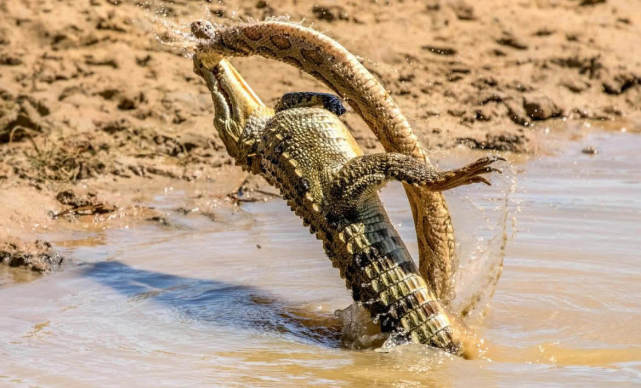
192,54 -> 272,162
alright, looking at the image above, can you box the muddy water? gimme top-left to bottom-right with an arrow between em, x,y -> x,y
2,132 -> 640,386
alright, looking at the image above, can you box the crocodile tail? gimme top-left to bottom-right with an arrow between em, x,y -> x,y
352,248 -> 463,353
193,20 -> 458,303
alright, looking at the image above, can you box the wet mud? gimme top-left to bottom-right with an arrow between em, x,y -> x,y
0,238 -> 63,272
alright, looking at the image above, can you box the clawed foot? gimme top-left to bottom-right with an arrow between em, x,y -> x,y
431,155 -> 505,191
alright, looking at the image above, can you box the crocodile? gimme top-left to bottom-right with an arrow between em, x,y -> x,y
191,21 -> 503,356
190,20 -> 462,303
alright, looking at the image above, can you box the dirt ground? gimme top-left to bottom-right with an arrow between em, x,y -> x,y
1,0 -> 640,271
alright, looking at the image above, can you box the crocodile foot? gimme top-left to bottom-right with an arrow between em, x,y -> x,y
325,153 -> 504,221
430,155 -> 505,191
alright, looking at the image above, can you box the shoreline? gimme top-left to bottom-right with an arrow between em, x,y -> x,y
1,120 -> 635,275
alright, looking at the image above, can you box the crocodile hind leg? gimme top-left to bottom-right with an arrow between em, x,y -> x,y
275,92 -> 347,116
327,154 -> 504,217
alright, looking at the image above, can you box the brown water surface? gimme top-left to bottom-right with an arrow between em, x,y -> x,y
1,132 -> 640,386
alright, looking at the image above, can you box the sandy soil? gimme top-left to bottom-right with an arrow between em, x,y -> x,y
1,0 -> 640,270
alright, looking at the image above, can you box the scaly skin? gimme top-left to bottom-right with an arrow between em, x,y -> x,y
192,20 -> 458,302
191,23 -> 503,355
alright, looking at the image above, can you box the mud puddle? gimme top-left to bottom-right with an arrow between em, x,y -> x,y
1,132 -> 640,386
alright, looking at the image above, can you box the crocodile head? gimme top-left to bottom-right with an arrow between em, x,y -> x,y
192,21 -> 273,164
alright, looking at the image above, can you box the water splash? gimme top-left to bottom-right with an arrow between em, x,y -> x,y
450,159 -> 520,322
135,0 -> 224,57
334,302 -> 388,349
142,1 -> 304,59
148,8 -> 200,56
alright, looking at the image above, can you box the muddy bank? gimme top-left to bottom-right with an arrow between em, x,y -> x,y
1,0 -> 641,271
